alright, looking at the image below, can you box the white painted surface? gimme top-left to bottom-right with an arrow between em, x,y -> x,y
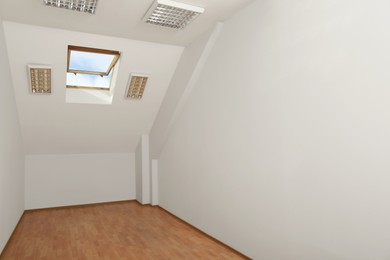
135,140 -> 143,203
3,22 -> 183,154
150,23 -> 223,159
25,153 -> 135,209
157,0 -> 390,259
135,135 -> 151,204
65,86 -> 113,105
141,135 -> 151,204
0,19 -> 25,253
0,0 -> 253,46
151,160 -> 158,206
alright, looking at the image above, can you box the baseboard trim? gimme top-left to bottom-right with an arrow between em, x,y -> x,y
134,200 -> 153,207
25,199 -> 136,212
0,211 -> 25,258
156,205 -> 251,259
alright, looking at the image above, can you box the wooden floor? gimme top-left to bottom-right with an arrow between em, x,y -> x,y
0,201 -> 247,259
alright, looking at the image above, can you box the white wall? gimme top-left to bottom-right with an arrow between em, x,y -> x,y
25,153 -> 135,209
157,0 -> 390,259
0,19 -> 25,253
151,160 -> 158,206
135,141 -> 143,203
135,135 -> 151,204
141,135 -> 150,204
149,23 -> 223,159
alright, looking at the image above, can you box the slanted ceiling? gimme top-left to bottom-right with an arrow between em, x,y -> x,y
0,0 -> 253,46
3,22 -> 183,154
0,0 -> 254,154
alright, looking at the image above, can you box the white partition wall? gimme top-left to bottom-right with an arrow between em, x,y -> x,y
135,135 -> 151,205
25,153 -> 135,209
156,0 -> 390,259
151,160 -> 159,206
0,18 -> 25,253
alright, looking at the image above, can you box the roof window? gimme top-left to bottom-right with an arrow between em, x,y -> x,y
66,45 -> 120,91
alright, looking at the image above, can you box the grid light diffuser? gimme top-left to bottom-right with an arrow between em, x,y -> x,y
144,0 -> 204,29
43,0 -> 98,14
126,74 -> 149,99
28,65 -> 52,94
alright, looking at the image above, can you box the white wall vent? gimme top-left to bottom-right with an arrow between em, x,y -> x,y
144,0 -> 204,29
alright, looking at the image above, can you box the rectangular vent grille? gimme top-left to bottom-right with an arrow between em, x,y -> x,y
43,0 -> 98,14
126,75 -> 149,99
28,65 -> 52,94
145,0 -> 204,29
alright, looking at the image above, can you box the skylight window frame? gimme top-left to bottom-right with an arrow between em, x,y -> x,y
66,45 -> 120,91
67,45 -> 120,77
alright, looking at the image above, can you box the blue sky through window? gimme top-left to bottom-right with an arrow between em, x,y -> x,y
69,51 -> 115,73
67,50 -> 116,89
67,71 -> 112,89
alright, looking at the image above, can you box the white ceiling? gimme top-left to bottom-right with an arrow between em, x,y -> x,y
0,0 -> 253,154
3,22 -> 183,154
0,0 -> 253,46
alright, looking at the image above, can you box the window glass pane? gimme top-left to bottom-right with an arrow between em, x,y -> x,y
69,51 -> 115,73
66,71 -> 112,89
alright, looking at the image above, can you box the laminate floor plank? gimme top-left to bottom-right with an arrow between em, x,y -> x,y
0,201 -> 247,259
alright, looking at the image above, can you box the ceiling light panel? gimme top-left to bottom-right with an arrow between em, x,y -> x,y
145,0 -> 204,29
28,65 -> 52,94
126,74 -> 149,99
43,0 -> 98,14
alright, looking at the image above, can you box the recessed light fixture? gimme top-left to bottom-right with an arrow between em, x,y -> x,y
43,0 -> 98,14
144,0 -> 204,29
27,64 -> 52,94
125,74 -> 149,99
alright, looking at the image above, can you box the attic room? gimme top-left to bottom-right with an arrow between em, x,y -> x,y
1,0 -> 390,259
